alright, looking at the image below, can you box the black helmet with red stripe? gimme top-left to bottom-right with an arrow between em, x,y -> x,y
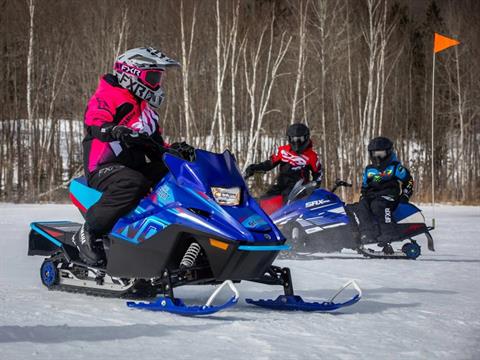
287,123 -> 310,153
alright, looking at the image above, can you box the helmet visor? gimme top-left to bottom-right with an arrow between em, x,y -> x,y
371,150 -> 387,159
141,69 -> 164,89
115,62 -> 165,90
290,135 -> 306,143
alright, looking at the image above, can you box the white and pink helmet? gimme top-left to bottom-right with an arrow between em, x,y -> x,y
113,47 -> 180,108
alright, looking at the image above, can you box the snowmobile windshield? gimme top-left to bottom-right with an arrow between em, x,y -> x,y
287,180 -> 316,203
163,149 -> 245,194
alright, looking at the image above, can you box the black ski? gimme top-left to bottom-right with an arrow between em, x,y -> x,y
357,241 -> 421,260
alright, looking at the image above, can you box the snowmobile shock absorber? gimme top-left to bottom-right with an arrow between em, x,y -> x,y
179,242 -> 202,269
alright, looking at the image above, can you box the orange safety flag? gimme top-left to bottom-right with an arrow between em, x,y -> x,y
434,32 -> 460,53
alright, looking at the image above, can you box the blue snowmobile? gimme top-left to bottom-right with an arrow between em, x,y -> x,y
257,179 -> 435,259
28,136 -> 361,315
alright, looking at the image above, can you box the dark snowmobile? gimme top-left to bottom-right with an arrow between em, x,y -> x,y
258,179 -> 435,259
28,138 -> 361,315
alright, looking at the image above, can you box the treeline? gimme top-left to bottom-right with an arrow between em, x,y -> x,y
0,0 -> 479,203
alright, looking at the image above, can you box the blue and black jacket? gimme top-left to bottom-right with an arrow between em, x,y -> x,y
361,153 -> 414,200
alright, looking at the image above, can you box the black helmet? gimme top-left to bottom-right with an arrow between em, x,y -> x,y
287,123 -> 310,153
368,136 -> 393,167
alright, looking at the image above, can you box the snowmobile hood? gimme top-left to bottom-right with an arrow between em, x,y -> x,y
68,150 -> 284,245
127,149 -> 284,243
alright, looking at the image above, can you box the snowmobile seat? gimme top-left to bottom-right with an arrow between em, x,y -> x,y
69,177 -> 102,215
348,201 -> 424,225
392,202 -> 424,224
259,195 -> 284,215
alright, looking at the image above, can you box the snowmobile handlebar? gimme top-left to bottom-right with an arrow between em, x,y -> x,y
122,132 -> 194,161
120,131 -> 161,148
330,179 -> 352,193
243,170 -> 265,180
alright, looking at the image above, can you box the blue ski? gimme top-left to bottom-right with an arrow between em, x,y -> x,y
246,280 -> 361,312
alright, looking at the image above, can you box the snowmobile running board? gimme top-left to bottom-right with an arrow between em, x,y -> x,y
126,280 -> 240,316
245,280 -> 362,312
358,246 -> 412,260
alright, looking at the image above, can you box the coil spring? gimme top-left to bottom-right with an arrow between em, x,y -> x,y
179,242 -> 202,269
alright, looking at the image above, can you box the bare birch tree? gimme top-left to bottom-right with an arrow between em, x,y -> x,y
26,0 -> 34,124
229,0 -> 243,156
243,13 -> 292,169
179,0 -> 197,144
209,0 -> 232,151
289,0 -> 309,125
311,0 -> 344,187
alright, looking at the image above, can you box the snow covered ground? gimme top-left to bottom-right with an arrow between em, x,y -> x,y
0,204 -> 479,359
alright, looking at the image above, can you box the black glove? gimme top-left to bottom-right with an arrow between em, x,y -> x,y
313,172 -> 323,187
399,194 -> 410,203
170,142 -> 195,161
111,125 -> 133,141
244,164 -> 257,178
360,187 -> 367,198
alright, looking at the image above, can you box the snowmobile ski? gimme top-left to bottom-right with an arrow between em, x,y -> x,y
126,280 -> 239,316
246,280 -> 361,312
357,241 -> 421,260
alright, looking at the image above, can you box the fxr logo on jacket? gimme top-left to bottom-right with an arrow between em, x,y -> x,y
279,149 -> 308,169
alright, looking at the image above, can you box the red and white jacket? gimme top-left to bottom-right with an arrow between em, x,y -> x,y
252,141 -> 322,191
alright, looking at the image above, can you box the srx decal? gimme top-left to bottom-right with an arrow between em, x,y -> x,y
305,199 -> 330,208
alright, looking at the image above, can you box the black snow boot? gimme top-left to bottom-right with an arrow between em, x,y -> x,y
377,221 -> 398,245
359,230 -> 378,245
72,223 -> 101,265
380,243 -> 394,255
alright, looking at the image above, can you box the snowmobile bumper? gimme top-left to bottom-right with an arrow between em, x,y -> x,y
208,242 -> 290,281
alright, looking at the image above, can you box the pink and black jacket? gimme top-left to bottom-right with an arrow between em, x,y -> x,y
83,74 -> 166,178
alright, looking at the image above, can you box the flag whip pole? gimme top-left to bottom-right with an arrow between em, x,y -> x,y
429,32 -> 460,228
431,45 -> 436,228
